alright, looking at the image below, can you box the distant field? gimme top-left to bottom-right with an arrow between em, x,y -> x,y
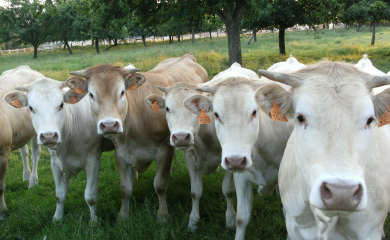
0,27 -> 390,240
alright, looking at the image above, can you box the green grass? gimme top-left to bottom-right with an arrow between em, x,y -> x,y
1,26 -> 390,239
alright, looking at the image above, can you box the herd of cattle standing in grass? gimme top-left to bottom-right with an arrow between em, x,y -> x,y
1,53 -> 390,239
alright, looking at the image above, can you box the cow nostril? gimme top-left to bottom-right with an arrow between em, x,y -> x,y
100,122 -> 106,130
172,134 -> 177,142
321,182 -> 332,200
40,134 -> 45,142
352,184 -> 363,204
185,133 -> 190,141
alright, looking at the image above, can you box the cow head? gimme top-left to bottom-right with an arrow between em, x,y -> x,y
4,78 -> 84,146
256,62 -> 390,212
66,64 -> 142,135
185,77 -> 264,171
145,83 -> 204,150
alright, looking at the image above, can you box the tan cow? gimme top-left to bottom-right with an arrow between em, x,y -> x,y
0,66 -> 44,219
256,62 -> 390,239
65,53 -> 208,221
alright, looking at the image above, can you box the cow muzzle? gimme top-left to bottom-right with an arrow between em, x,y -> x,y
98,119 -> 123,135
224,155 -> 247,171
39,131 -> 59,144
320,182 -> 363,211
171,131 -> 193,147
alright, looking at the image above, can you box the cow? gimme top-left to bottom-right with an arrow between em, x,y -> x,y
5,78 -> 114,221
184,57 -> 305,240
354,54 -> 388,94
0,66 -> 44,219
256,61 -> 390,239
144,82 -> 235,231
64,53 -> 208,221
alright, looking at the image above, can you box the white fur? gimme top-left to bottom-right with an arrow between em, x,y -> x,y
354,54 -> 388,94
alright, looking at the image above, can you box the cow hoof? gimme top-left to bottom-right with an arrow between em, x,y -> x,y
28,176 -> 38,188
226,217 -> 236,229
157,214 -> 169,224
23,172 -> 31,181
187,221 -> 198,232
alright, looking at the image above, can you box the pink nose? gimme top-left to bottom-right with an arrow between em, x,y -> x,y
99,121 -> 120,134
225,156 -> 246,170
40,132 -> 59,144
320,182 -> 363,210
172,132 -> 191,146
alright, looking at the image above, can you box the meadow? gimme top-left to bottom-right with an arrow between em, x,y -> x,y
0,26 -> 390,240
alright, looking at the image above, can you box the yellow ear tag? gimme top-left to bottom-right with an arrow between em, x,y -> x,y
151,101 -> 160,113
270,101 -> 288,122
68,96 -> 77,104
75,87 -> 86,94
128,84 -> 137,90
378,110 -> 390,127
11,99 -> 22,108
197,109 -> 211,124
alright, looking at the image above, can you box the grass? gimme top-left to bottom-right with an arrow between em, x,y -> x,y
0,26 -> 390,240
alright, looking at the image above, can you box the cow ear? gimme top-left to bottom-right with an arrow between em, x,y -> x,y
373,88 -> 390,120
63,90 -> 85,104
125,73 -> 146,90
255,84 -> 293,119
66,77 -> 88,94
184,94 -> 212,115
145,94 -> 165,112
4,91 -> 28,108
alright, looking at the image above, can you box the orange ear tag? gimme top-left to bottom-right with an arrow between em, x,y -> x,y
151,101 -> 160,113
197,109 -> 211,124
75,87 -> 86,94
68,96 -> 77,104
128,84 -> 137,90
11,99 -> 22,108
378,110 -> 390,127
270,101 -> 288,122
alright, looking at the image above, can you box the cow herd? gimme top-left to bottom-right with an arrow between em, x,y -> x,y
1,53 -> 390,239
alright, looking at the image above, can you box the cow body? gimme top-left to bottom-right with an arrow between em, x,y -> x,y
5,78 -> 113,221
185,57 -> 305,239
66,53 -> 208,221
355,54 -> 388,94
256,62 -> 390,239
145,82 -> 235,231
0,66 -> 43,219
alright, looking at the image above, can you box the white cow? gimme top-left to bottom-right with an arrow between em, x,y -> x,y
256,61 -> 390,239
5,78 -> 114,221
0,66 -> 43,219
145,82 -> 235,231
355,54 -> 388,94
184,57 -> 305,240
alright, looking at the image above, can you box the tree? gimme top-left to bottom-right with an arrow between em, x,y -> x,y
0,0 -> 54,58
368,1 -> 390,45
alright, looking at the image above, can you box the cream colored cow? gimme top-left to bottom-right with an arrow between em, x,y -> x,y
0,66 -> 43,219
145,82 -> 235,231
256,61 -> 390,239
65,53 -> 208,221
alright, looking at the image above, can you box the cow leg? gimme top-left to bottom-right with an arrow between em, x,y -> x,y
19,145 -> 31,181
234,173 -> 253,240
84,153 -> 101,222
116,153 -> 136,219
154,146 -> 174,223
29,137 -> 41,188
0,150 -> 10,220
185,151 -> 202,231
223,170 -> 236,229
51,155 -> 69,220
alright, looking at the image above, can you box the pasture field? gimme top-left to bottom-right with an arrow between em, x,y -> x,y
0,27 -> 390,240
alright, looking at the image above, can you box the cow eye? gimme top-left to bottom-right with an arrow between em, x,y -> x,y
214,112 -> 219,119
366,117 -> 374,125
165,107 -> 170,112
89,93 -> 94,100
252,110 -> 257,117
120,90 -> 125,97
59,103 -> 64,111
297,114 -> 306,124
29,106 -> 34,113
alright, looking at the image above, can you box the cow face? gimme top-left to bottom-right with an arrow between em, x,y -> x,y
186,78 -> 263,171
66,64 -> 142,135
145,83 -> 201,149
4,78 -> 83,146
256,62 -> 390,212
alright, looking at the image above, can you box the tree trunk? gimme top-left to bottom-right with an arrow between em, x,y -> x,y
178,35 -> 180,42
192,28 -> 195,44
64,43 -> 67,50
33,45 -> 38,59
95,38 -> 100,54
142,35 -> 147,47
91,39 -> 94,46
209,29 -> 212,39
225,20 -> 242,65
114,38 -> 118,45
253,30 -> 257,42
371,23 -> 376,46
65,39 -> 72,54
278,28 -> 286,55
